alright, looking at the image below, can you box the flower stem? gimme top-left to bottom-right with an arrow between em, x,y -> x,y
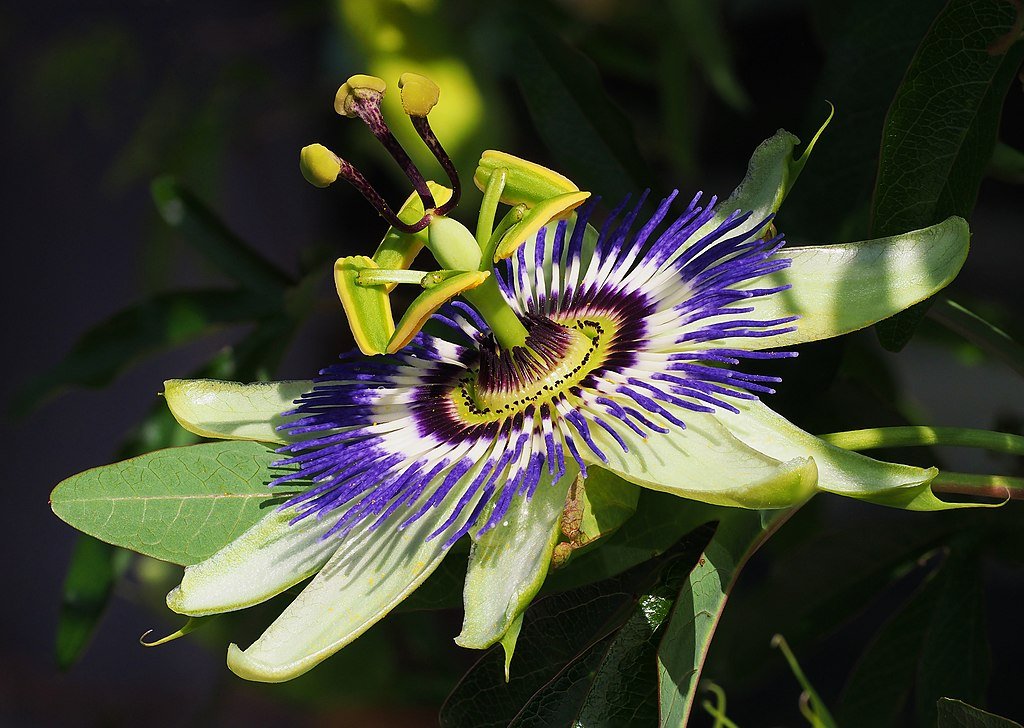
463,277 -> 529,349
819,426 -> 1024,456
822,425 -> 1024,502
931,472 -> 1024,500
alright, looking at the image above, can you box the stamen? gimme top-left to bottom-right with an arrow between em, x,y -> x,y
335,75 -> 436,211
399,73 -> 461,217
300,144 -> 429,234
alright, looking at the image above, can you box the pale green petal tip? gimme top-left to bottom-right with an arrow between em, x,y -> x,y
165,584 -> 189,615
165,577 -> 228,618
227,642 -> 307,683
756,456 -> 819,509
500,615 -> 524,683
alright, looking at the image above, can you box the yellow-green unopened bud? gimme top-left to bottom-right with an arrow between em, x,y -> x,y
334,74 -> 387,117
300,144 -> 342,188
474,150 -> 580,207
398,73 -> 440,117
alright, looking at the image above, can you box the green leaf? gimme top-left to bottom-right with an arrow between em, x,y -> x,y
53,318 -> 308,667
836,543 -> 990,727
440,523 -> 715,727
666,0 -> 750,112
786,0 -> 948,240
513,22 -> 649,203
928,297 -> 1024,377
711,508 -> 957,692
15,289 -> 278,415
914,546 -> 990,727
151,175 -> 292,292
163,378 -> 313,444
657,508 -> 788,727
937,698 -> 1023,728
54,535 -> 131,669
987,142 -> 1024,184
871,0 -> 1024,349
51,441 -> 291,566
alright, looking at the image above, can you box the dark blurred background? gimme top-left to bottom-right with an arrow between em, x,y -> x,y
2,0 -> 1022,726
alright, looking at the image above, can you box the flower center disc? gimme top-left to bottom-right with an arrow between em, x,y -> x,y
453,316 -> 608,422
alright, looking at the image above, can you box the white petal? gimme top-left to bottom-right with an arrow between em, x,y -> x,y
164,379 -> 312,444
225,506 -> 453,682
586,403 -> 818,509
167,507 -> 339,617
456,462 -> 577,649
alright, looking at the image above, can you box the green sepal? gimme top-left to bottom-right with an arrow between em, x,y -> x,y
500,614 -> 524,682
225,497 -> 457,682
334,256 -> 395,356
163,378 -> 312,444
473,150 -> 581,207
167,506 -> 341,617
387,270 -> 490,353
685,114 -> 831,252
587,405 -> 819,510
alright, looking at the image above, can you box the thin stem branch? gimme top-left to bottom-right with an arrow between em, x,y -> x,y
931,472 -> 1024,500
819,426 -> 1024,456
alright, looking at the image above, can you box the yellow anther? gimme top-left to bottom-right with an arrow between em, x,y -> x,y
334,74 -> 388,117
387,271 -> 489,353
398,73 -> 440,117
474,151 -> 580,207
334,256 -> 396,356
494,191 -> 592,260
299,144 -> 342,188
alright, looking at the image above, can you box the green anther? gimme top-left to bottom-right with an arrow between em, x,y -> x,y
299,144 -> 342,188
334,74 -> 387,117
473,150 -> 580,207
427,216 -> 482,271
398,72 -> 440,117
